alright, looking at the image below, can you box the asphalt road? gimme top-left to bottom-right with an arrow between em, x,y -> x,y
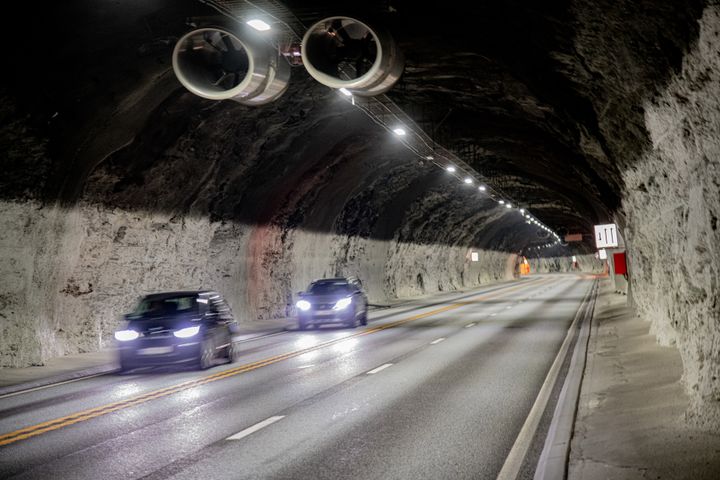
0,274 -> 593,480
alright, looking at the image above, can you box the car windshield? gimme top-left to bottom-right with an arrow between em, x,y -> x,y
308,282 -> 351,295
134,295 -> 200,316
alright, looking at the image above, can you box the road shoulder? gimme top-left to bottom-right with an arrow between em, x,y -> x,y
568,279 -> 720,479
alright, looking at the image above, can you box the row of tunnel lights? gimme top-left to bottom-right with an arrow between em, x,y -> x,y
247,18 -> 564,253
340,88 -> 564,250
442,163 -> 562,249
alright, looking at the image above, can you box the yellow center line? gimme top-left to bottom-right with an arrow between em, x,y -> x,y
0,277 -> 553,447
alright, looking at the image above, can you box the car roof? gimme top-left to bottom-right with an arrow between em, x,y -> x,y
312,277 -> 353,284
141,291 -> 218,300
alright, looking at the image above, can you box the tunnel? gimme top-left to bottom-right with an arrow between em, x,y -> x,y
0,0 -> 719,478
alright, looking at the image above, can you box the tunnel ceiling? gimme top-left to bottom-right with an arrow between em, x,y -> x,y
1,0 -> 707,255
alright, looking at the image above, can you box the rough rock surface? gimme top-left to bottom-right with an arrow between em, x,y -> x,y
1,0 -> 719,429
622,6 -> 720,428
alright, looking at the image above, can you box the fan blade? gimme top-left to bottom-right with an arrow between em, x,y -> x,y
222,33 -> 236,52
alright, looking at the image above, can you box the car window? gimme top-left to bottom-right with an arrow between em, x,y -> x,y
135,296 -> 199,316
308,282 -> 351,295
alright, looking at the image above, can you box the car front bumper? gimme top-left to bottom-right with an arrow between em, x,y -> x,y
117,337 -> 202,367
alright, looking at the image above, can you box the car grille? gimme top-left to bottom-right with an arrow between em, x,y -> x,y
313,303 -> 335,310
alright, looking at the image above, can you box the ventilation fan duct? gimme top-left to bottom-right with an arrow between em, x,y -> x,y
301,16 -> 404,96
172,27 -> 290,106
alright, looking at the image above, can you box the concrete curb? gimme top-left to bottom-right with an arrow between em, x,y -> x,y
534,280 -> 599,480
0,363 -> 119,398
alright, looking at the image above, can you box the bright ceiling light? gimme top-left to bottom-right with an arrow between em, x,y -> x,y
499,200 -> 505,205
446,165 -> 456,173
246,19 -> 271,31
426,155 -> 434,160
478,185 -> 486,192
393,127 -> 406,136
464,177 -> 473,184
505,203 -> 512,209
339,87 -> 352,96
519,209 -> 525,214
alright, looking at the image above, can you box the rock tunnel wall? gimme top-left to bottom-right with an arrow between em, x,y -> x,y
621,6 -> 720,428
528,254 -> 604,275
1,0 -> 717,431
0,79 -> 528,368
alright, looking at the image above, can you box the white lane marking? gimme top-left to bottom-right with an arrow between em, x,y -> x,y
297,364 -> 315,369
366,363 -> 393,375
497,279 -> 594,480
430,338 -> 445,345
0,373 -> 108,400
226,416 -> 285,441
465,323 -> 476,328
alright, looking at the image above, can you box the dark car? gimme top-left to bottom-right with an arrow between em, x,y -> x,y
295,277 -> 368,330
114,291 -> 239,372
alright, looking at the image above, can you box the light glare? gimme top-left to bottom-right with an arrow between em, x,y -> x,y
246,19 -> 271,31
174,326 -> 200,338
464,177 -> 473,184
339,87 -> 352,96
114,330 -> 139,342
333,297 -> 353,310
446,165 -> 456,173
296,300 -> 311,311
393,127 -> 406,136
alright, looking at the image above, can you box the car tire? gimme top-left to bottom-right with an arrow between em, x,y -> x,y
198,339 -> 215,370
361,310 -> 368,326
226,341 -> 239,363
117,361 -> 132,375
298,320 -> 308,330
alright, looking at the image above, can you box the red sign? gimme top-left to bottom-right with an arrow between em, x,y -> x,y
613,252 -> 627,275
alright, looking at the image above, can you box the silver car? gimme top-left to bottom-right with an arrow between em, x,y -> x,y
295,277 -> 369,330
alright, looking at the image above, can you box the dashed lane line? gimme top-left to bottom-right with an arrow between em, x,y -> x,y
0,277 -> 552,447
366,363 -> 393,375
226,416 -> 285,441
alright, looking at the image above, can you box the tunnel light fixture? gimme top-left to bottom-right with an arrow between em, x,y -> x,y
499,200 -> 505,205
519,208 -> 525,214
246,19 -> 271,31
393,127 -> 407,136
478,185 -> 486,192
505,203 -> 512,209
339,87 -> 352,96
464,177 -> 473,184
446,165 -> 456,173
426,155 -> 434,160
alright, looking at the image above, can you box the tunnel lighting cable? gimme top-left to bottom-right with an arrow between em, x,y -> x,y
200,0 -> 565,241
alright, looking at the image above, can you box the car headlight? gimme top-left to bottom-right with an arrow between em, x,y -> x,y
296,300 -> 311,311
114,330 -> 139,341
333,297 -> 352,310
174,326 -> 201,338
